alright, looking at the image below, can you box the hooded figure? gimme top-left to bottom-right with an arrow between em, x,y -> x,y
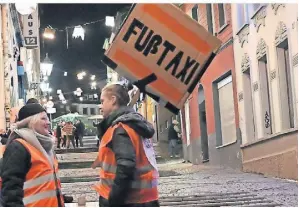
0,104 -> 65,207
92,83 -> 159,207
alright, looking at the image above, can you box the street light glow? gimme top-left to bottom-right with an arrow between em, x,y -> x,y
91,81 -> 97,89
64,72 -> 67,76
43,27 -> 55,39
91,75 -> 95,80
105,16 -> 115,27
79,97 -> 83,101
15,3 -> 37,15
72,25 -> 85,40
40,54 -> 53,77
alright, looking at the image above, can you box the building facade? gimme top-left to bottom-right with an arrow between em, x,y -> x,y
72,103 -> 99,116
232,3 -> 298,180
0,4 -> 41,130
180,4 -> 241,168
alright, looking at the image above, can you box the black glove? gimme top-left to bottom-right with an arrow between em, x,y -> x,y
63,194 -> 73,203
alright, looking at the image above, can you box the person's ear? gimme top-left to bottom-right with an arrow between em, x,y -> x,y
110,95 -> 117,105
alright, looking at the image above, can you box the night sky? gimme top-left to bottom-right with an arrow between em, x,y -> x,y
39,4 -> 130,101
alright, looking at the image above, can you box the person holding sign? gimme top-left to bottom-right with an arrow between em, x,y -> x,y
92,83 -> 159,207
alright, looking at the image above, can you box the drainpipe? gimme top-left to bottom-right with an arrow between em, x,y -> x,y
1,4 -> 10,129
0,5 -> 5,130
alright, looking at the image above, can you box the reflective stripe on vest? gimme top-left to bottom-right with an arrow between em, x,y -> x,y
23,190 -> 57,206
23,172 -> 54,189
99,161 -> 154,175
100,178 -> 158,189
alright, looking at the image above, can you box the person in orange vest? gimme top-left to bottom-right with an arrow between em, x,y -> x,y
0,103 -> 65,207
92,83 -> 160,207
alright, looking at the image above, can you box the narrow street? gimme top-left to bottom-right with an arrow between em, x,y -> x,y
57,147 -> 298,207
0,3 -> 297,208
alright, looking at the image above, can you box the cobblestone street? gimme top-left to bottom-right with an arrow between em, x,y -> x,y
58,153 -> 298,207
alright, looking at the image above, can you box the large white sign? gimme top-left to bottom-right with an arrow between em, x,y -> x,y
23,9 -> 39,48
103,4 -> 221,114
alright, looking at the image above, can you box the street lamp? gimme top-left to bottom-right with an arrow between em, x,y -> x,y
15,3 -> 37,15
79,97 -> 83,102
91,75 -> 95,80
74,88 -> 82,96
40,53 -> 53,77
43,27 -> 55,39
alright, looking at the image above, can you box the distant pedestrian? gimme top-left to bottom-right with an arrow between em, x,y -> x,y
62,121 -> 76,149
93,121 -> 103,147
61,121 -> 67,148
168,120 -> 180,158
56,122 -> 63,149
74,120 -> 85,147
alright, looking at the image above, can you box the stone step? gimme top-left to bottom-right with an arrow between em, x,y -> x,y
66,201 -> 281,207
56,147 -> 98,154
161,197 -> 270,206
177,200 -> 279,207
59,161 -> 93,169
240,203 -> 282,207
60,180 -> 281,206
159,193 -> 258,202
159,192 -> 251,199
59,170 -> 182,183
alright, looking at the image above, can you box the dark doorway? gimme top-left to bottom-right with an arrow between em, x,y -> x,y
198,85 -> 209,162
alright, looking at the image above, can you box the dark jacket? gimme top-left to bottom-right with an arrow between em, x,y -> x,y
56,125 -> 62,138
98,107 -> 159,207
93,121 -> 103,140
75,122 -> 85,136
1,140 -> 31,207
168,124 -> 179,141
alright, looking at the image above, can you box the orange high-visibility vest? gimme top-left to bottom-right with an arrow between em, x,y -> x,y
12,139 -> 64,207
93,122 -> 159,204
